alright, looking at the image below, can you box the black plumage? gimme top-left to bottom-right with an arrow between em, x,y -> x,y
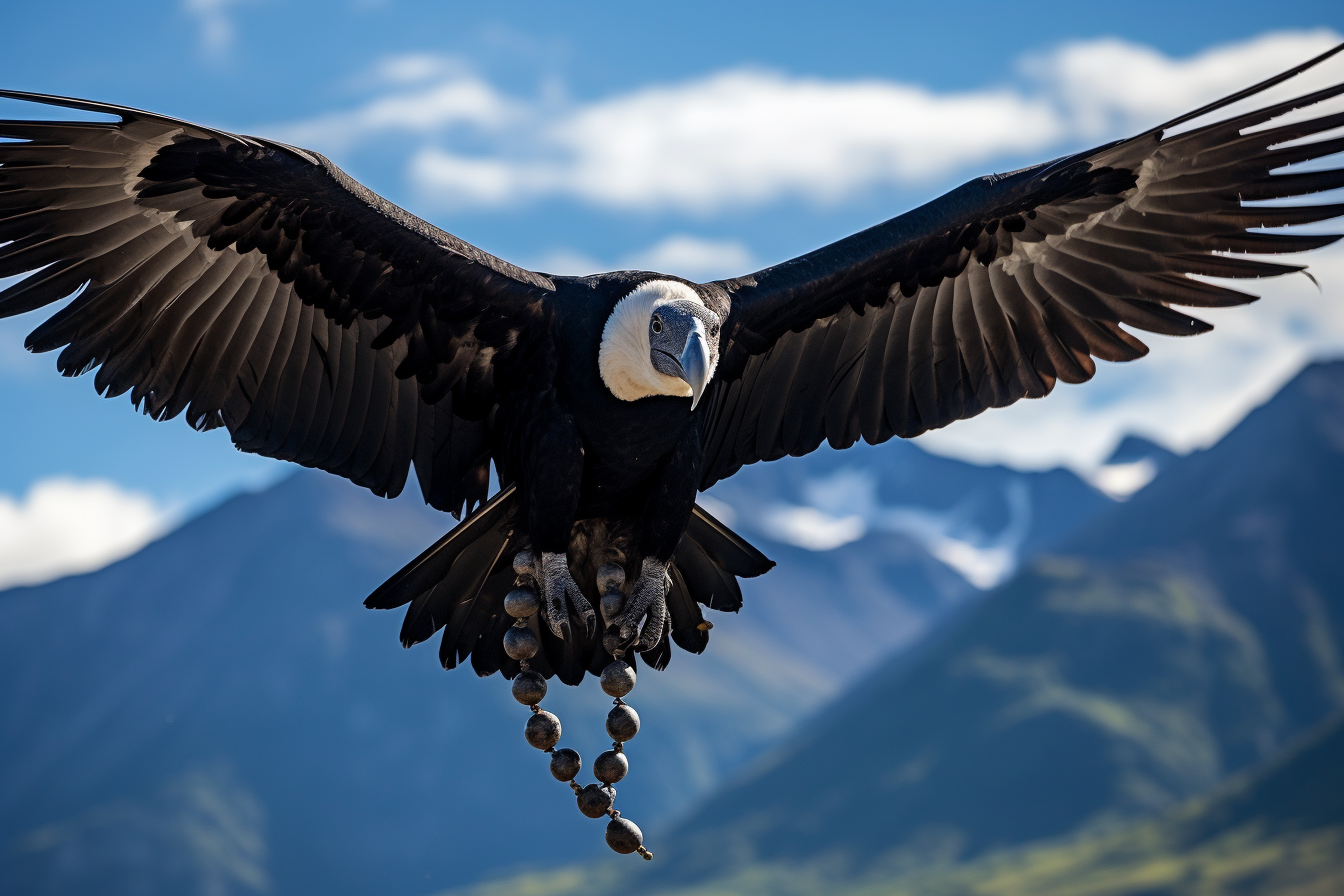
2,42 -> 1343,685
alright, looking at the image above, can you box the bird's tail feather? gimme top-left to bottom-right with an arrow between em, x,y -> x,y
364,490 -> 774,684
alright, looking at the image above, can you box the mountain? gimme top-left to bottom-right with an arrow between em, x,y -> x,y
703,438 -> 1111,676
1105,434 -> 1179,469
637,360 -> 1344,890
0,437 -> 1107,894
455,709 -> 1344,896
916,707 -> 1344,896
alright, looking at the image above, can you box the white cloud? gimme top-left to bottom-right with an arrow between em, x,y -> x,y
622,235 -> 756,279
407,147 -> 540,206
538,71 -> 1061,211
405,70 -> 1061,212
370,53 -> 472,87
1025,30 -> 1343,139
183,0 -> 250,57
280,31 -> 1341,215
285,75 -> 522,152
530,234 -> 757,281
0,478 -> 173,589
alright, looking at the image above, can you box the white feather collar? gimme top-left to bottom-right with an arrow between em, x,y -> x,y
599,280 -> 705,402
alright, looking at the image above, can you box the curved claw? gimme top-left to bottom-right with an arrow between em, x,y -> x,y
636,593 -> 667,651
538,551 -> 597,640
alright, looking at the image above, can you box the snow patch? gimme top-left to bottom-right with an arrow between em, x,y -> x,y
1089,458 -> 1159,499
752,468 -> 1032,589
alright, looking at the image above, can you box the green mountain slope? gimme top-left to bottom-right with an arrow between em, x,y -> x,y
931,709 -> 1344,896
492,710 -> 1344,896
442,636 -> 1344,896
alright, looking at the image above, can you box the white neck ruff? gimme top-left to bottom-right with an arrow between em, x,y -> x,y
599,280 -> 705,402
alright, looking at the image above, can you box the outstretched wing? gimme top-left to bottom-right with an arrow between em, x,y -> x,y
0,91 -> 556,516
698,44 -> 1344,488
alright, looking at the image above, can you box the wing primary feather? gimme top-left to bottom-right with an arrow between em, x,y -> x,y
751,328 -> 809,462
881,290 -> 921,438
825,306 -> 877,449
855,298 -> 897,444
951,269 -> 998,410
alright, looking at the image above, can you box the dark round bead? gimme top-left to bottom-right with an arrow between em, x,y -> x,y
600,590 -> 625,622
605,816 -> 644,854
596,563 -> 626,593
504,588 -> 539,619
549,748 -> 581,782
511,671 -> 547,705
503,625 -> 539,660
576,783 -> 614,819
606,704 -> 640,742
594,749 -> 628,784
524,710 -> 561,751
512,550 -> 535,577
601,661 -> 636,698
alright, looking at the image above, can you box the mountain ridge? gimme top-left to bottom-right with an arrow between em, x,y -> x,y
444,708 -> 1344,896
634,359 -> 1344,891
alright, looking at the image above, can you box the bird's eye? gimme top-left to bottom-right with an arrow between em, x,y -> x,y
651,315 -> 663,335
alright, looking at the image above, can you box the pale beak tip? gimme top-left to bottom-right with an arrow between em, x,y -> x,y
680,327 -> 711,412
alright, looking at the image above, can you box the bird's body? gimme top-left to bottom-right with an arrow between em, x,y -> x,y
3,44 -> 1344,684
524,273 -> 706,525
482,273 -> 725,666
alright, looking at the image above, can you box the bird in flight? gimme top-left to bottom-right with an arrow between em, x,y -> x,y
2,46 -> 1343,687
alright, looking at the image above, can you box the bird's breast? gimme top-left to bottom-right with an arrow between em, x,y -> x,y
572,396 -> 695,514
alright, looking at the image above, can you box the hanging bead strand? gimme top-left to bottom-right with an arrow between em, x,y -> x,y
597,652 -> 651,858
505,551 -> 577,794
502,554 -> 652,860
591,563 -> 653,859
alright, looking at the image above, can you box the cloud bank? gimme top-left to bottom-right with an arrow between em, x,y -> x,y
281,30 -> 1342,215
529,234 -> 757,281
0,479 -> 172,589
406,71 -> 1062,212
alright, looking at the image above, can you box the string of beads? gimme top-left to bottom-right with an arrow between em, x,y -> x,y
505,551 -> 654,860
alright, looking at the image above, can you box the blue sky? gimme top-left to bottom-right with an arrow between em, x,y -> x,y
1,0 -> 1343,584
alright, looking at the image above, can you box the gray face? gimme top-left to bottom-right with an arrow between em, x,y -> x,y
648,299 -> 720,409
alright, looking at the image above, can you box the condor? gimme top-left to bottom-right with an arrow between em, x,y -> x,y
2,45 -> 1343,685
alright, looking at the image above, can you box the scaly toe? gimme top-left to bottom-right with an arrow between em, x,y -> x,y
539,551 -> 577,639
636,595 -> 667,651
619,557 -> 670,642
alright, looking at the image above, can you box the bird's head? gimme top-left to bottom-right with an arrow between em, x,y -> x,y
599,279 -> 720,410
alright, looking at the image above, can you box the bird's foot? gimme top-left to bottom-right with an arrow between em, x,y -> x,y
530,550 -> 596,641
607,557 -> 668,653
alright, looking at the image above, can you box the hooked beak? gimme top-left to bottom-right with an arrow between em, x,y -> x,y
680,319 -> 711,410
